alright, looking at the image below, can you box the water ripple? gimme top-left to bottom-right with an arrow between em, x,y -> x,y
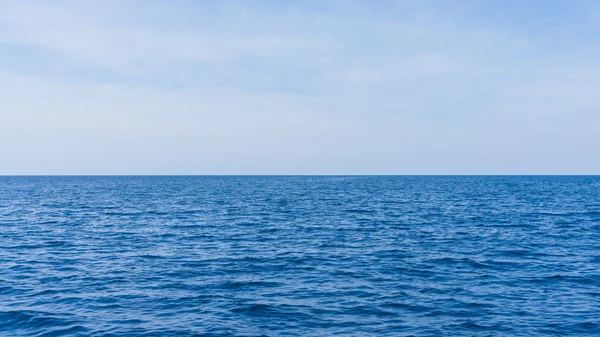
0,176 -> 599,336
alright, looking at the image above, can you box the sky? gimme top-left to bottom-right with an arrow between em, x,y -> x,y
1,0 -> 599,175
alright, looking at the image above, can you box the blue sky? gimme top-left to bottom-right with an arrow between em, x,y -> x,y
1,0 -> 599,174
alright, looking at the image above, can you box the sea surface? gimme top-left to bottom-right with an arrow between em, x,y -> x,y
0,176 -> 599,336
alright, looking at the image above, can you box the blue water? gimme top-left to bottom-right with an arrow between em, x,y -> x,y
1,176 -> 599,336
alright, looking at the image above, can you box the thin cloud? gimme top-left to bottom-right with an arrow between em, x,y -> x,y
0,0 -> 599,174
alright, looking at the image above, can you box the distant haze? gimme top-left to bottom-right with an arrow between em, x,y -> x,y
1,0 -> 599,175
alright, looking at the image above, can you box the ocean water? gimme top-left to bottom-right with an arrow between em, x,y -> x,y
0,176 -> 599,337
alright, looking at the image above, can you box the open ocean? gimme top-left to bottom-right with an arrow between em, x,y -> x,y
0,176 -> 599,336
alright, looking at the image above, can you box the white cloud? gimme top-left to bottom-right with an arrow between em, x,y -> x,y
0,0 -> 599,174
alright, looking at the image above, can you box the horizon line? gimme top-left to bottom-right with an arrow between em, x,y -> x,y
1,174 -> 599,177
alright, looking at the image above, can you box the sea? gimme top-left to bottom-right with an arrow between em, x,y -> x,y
0,176 -> 599,336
